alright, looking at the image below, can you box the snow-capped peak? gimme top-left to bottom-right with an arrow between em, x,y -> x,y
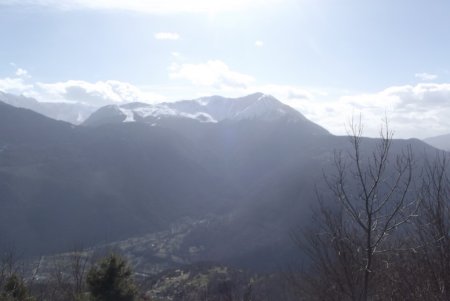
83,93 -> 307,126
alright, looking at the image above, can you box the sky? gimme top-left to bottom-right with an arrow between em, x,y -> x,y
1,0 -> 450,138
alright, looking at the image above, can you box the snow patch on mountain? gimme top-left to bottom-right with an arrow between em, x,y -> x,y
115,103 -> 217,123
132,104 -> 178,117
180,112 -> 217,123
120,108 -> 135,122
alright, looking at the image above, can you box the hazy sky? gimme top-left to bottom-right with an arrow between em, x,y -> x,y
1,0 -> 450,138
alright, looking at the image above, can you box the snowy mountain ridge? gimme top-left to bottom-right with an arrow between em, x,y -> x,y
84,92 -> 308,126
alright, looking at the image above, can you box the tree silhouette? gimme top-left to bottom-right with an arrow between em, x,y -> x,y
1,273 -> 34,301
86,254 -> 137,301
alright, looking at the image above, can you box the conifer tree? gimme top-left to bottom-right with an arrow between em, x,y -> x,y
86,254 -> 137,301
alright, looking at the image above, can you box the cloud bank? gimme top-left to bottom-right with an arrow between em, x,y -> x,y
36,80 -> 165,105
325,83 -> 450,138
0,74 -> 164,106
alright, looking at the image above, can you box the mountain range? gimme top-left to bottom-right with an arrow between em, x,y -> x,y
0,91 -> 441,271
83,93 -> 322,127
0,91 -> 97,125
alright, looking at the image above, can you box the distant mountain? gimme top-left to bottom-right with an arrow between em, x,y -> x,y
0,100 -> 74,145
423,133 -> 450,151
83,93 -> 328,136
0,91 -> 97,124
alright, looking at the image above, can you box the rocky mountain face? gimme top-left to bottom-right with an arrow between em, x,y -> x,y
0,93 -> 433,272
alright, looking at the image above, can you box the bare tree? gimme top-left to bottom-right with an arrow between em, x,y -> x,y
294,119 -> 419,300
28,246 -> 91,301
291,202 -> 365,300
402,152 -> 450,300
68,247 -> 90,299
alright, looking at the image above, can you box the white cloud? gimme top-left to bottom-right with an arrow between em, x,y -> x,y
169,60 -> 255,89
0,77 -> 33,94
0,0 -> 284,14
36,80 -> 165,105
255,40 -> 264,47
15,68 -> 31,78
0,64 -> 33,94
0,65 -> 165,106
154,32 -> 180,40
415,72 -> 438,81
332,83 -> 450,138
